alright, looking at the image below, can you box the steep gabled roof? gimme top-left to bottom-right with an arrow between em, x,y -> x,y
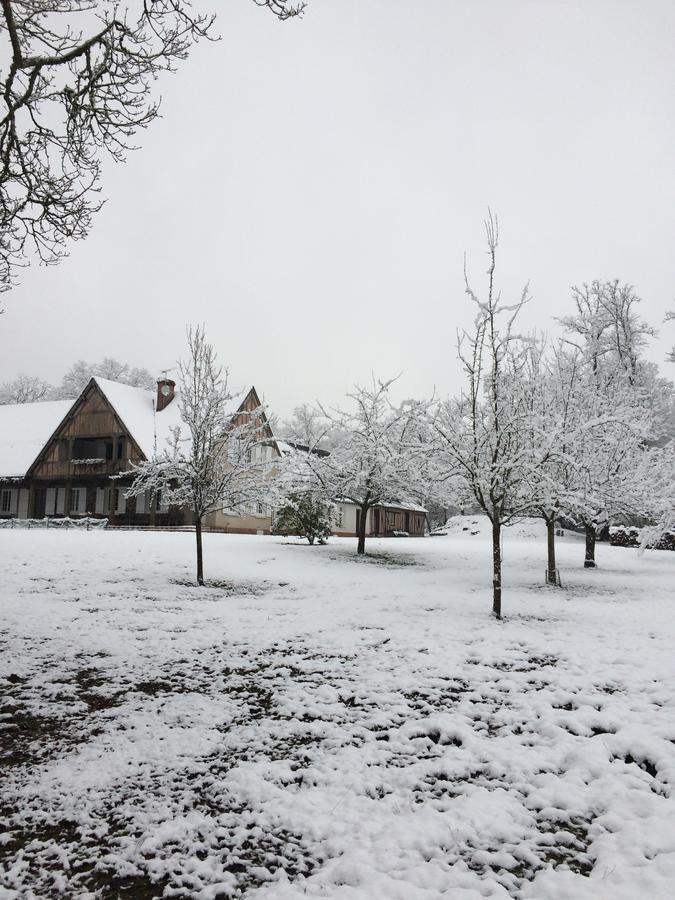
92,378 -> 178,459
93,378 -> 255,459
3,378 -> 262,481
0,400 -> 73,478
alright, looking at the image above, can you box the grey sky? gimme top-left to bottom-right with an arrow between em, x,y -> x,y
1,0 -> 674,418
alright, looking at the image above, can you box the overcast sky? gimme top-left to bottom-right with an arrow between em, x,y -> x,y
1,0 -> 674,418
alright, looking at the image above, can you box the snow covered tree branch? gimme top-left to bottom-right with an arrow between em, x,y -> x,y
0,0 -> 304,292
0,371 -> 52,403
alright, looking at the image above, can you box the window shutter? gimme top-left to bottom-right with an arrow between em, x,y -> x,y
136,492 -> 147,514
18,489 -> 29,519
116,488 -> 126,514
8,489 -> 18,515
95,488 -> 105,515
45,487 -> 56,516
56,487 -> 66,515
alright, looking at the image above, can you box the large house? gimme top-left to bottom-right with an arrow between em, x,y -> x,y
0,377 -> 279,533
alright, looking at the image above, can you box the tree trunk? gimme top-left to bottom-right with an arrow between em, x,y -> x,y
357,504 -> 368,555
584,523 -> 597,568
492,519 -> 502,619
195,515 -> 204,585
546,517 -> 558,585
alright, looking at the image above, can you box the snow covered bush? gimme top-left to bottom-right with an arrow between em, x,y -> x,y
610,525 -> 675,551
272,491 -> 334,544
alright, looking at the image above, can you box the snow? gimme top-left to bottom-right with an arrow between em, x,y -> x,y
0,399 -> 73,478
93,377 -> 180,459
337,497 -> 429,513
433,515 -> 547,540
1,522 -> 674,898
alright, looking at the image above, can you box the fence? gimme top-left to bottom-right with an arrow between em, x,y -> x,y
0,517 -> 108,530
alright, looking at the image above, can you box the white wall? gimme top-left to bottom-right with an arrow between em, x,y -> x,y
332,502 -> 370,535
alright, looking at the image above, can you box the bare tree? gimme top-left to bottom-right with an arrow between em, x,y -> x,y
557,279 -> 667,566
434,213 -> 546,618
0,371 -> 52,402
0,0 -> 304,292
285,380 -> 429,555
634,442 -> 675,550
666,308 -> 675,364
126,325 -> 270,585
56,357 -> 155,397
557,280 -> 656,384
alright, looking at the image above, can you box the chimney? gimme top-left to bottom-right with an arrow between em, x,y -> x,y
156,378 -> 176,412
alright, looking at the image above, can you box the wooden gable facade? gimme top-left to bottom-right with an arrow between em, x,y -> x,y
231,387 -> 276,445
202,386 -> 282,535
25,379 -> 186,525
30,379 -> 145,482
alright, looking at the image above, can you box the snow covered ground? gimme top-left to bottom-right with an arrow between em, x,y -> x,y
1,521 -> 674,899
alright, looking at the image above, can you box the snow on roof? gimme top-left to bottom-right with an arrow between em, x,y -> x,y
336,497 -> 428,513
93,378 -> 251,459
0,400 -> 73,478
0,379 -> 254,480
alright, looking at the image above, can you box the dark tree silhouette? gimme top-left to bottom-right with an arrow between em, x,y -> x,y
0,0 -> 304,291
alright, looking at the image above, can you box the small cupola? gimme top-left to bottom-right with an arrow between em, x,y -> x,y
156,378 -> 176,412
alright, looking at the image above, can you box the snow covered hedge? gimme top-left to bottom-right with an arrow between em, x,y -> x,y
610,525 -> 674,551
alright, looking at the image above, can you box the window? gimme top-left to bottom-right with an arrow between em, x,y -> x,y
1,489 -> 12,513
115,488 -> 126,514
256,502 -> 264,516
334,506 -> 343,528
70,487 -> 86,514
71,438 -> 114,461
116,438 -> 125,460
